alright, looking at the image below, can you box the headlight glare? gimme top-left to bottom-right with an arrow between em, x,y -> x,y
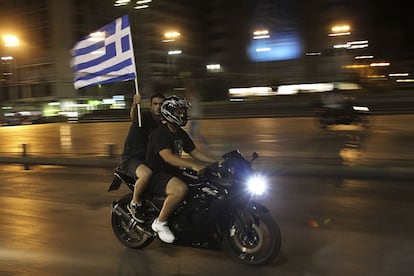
246,174 -> 267,195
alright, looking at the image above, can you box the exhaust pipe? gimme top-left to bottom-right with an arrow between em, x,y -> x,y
112,202 -> 138,230
111,201 -> 154,236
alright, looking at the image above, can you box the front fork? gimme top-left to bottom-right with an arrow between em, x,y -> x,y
230,203 -> 268,236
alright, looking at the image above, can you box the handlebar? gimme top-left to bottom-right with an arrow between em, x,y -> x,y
179,162 -> 219,179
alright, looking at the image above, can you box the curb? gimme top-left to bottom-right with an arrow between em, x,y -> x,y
1,156 -> 413,180
0,156 -> 118,168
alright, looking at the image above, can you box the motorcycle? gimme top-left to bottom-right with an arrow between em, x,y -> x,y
108,150 -> 281,266
313,100 -> 370,128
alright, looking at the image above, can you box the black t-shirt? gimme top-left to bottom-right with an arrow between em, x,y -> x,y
120,111 -> 159,162
145,124 -> 196,174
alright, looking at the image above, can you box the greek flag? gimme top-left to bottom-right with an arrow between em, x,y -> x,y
71,15 -> 136,89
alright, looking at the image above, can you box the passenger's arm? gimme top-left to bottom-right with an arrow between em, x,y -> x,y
130,94 -> 141,122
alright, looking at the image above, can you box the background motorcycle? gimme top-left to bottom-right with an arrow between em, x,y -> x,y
313,100 -> 370,128
108,150 -> 281,266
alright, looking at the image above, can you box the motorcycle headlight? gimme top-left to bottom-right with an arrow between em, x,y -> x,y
246,174 -> 267,195
352,105 -> 369,112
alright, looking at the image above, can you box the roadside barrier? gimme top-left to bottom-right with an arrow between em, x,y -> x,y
0,143 -> 118,170
0,144 -> 413,180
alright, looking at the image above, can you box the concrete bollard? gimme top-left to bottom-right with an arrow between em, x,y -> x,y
106,143 -> 116,158
22,143 -> 30,170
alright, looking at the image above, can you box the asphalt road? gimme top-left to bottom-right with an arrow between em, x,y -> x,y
0,115 -> 413,275
0,165 -> 413,275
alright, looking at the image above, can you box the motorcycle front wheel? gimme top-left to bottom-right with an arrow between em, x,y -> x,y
223,209 -> 281,266
111,193 -> 155,249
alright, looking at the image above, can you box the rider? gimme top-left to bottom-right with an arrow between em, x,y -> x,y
319,88 -> 347,117
119,93 -> 165,223
145,95 -> 217,243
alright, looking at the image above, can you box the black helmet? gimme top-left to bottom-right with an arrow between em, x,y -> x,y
161,95 -> 191,126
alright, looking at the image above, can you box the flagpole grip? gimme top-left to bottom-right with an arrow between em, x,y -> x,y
137,103 -> 142,127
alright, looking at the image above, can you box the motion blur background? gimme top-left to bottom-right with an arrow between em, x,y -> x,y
0,0 -> 412,124
1,2 -> 414,274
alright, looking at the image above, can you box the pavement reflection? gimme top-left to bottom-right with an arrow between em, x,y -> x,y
0,165 -> 413,275
0,115 -> 413,171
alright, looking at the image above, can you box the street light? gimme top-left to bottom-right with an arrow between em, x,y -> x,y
168,50 -> 182,55
329,25 -> 351,36
328,25 -> 351,84
2,35 -> 20,47
163,31 -> 181,43
113,0 -> 152,9
163,31 -> 181,76
1,34 -> 20,97
253,29 -> 270,40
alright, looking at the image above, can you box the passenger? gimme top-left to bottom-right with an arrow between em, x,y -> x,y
119,93 -> 165,223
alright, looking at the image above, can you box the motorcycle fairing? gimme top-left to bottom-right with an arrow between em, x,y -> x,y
108,175 -> 122,191
108,168 -> 135,192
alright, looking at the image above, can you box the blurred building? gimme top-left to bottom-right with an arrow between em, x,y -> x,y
0,0 -> 118,106
0,0 -> 412,112
0,0 -> 212,107
117,1 -> 208,96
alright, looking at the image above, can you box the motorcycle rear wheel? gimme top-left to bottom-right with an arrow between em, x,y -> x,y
223,210 -> 281,266
358,115 -> 369,128
318,117 -> 329,128
111,193 -> 155,249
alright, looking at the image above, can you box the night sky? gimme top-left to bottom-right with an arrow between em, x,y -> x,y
249,0 -> 413,61
371,1 -> 413,59
323,0 -> 413,60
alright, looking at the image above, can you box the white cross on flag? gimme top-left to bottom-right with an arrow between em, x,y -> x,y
71,15 -> 137,89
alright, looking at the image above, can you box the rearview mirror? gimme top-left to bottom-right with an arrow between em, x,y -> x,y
251,152 -> 259,161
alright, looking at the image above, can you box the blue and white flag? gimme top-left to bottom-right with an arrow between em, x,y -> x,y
71,15 -> 137,89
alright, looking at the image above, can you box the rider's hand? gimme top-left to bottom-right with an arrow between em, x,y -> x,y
191,163 -> 205,175
133,94 -> 141,105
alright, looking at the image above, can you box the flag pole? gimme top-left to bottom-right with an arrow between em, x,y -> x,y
128,15 -> 142,127
134,77 -> 142,127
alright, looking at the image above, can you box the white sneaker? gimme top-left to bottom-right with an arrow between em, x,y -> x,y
151,218 -> 175,243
